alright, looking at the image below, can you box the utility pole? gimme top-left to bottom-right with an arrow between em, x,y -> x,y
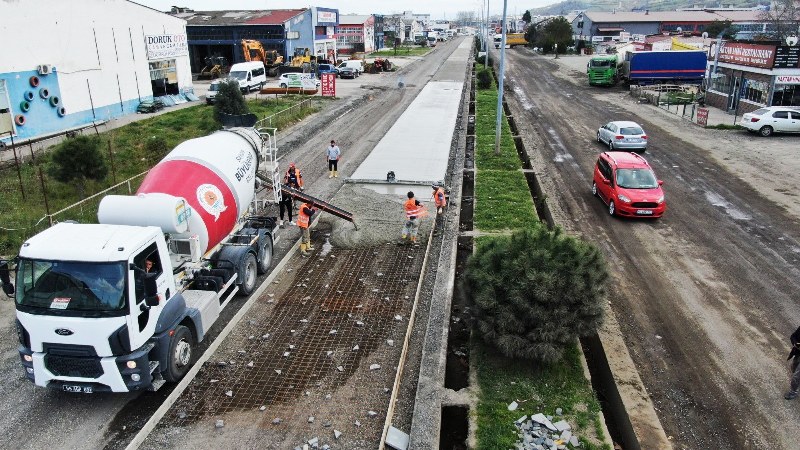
494,0 -> 507,155
484,0 -> 489,67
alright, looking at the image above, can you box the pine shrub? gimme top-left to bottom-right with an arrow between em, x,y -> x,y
464,227 -> 607,364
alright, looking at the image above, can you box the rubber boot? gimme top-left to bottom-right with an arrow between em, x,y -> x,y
334,170 -> 338,178
329,171 -> 334,179
300,243 -> 308,255
307,242 -> 315,251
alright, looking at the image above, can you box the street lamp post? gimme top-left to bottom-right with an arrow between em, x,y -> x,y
494,0 -> 507,155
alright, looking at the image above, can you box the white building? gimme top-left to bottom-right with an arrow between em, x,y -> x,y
0,0 -> 193,145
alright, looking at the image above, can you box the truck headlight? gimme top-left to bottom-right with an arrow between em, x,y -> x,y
26,367 -> 34,374
126,361 -> 137,369
23,355 -> 33,362
131,374 -> 141,382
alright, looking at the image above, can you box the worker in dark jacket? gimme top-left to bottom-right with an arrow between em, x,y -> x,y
785,325 -> 800,400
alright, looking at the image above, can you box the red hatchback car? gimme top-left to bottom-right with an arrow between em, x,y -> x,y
592,152 -> 666,218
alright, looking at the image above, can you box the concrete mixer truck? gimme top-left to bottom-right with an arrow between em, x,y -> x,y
0,127 -> 281,393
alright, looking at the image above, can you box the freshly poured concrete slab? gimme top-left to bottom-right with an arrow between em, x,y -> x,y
350,39 -> 471,187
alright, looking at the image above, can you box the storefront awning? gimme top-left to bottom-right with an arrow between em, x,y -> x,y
597,27 -> 624,32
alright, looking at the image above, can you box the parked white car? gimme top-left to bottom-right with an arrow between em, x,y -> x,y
739,106 -> 800,137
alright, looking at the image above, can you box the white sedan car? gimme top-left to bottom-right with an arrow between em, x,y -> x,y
739,106 -> 800,137
597,121 -> 648,152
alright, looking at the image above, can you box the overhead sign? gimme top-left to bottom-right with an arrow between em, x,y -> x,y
321,73 -> 336,97
776,75 -> 800,85
144,34 -> 188,60
774,46 -> 800,68
717,42 -> 775,69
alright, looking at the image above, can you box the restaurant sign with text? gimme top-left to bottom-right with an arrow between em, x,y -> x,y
145,34 -> 188,60
718,42 -> 775,69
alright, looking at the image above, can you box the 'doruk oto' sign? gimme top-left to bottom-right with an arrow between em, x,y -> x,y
145,34 -> 189,60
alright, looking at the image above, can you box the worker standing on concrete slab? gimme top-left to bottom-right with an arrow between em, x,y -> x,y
432,183 -> 447,214
297,201 -> 317,255
402,191 -> 425,245
326,140 -> 341,178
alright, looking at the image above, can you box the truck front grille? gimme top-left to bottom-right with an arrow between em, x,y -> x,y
45,355 -> 104,378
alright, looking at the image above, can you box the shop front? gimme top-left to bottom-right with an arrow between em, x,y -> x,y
706,42 -> 800,115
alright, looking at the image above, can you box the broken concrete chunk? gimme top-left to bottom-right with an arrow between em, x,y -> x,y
386,426 -> 410,450
210,379 -> 219,383
275,369 -> 282,375
326,350 -> 334,356
323,420 -> 332,427
247,361 -> 254,368
555,407 -> 563,416
225,390 -> 233,397
353,345 -> 360,351
394,315 -> 403,321
553,420 -> 571,432
307,437 -> 318,446
514,414 -> 527,424
334,429 -> 342,439
283,352 -> 291,357
367,410 -> 378,417
356,321 -> 365,326
370,364 -> 381,371
530,413 -> 557,431
215,419 -> 224,428
387,339 -> 395,346
355,420 -> 361,427
308,416 -> 315,423
569,436 -> 580,447
272,418 -> 281,424
337,366 -> 344,372
508,401 -> 519,411
325,394 -> 332,400
560,430 -> 571,443
259,405 -> 267,411
329,329 -> 337,335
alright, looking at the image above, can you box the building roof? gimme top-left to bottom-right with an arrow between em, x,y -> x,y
584,10 -> 763,23
174,9 -> 306,26
339,14 -> 371,25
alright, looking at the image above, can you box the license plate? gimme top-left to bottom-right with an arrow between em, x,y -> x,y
63,384 -> 92,393
636,209 -> 654,215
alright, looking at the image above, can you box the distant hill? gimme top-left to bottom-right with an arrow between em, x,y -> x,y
527,0 -> 766,16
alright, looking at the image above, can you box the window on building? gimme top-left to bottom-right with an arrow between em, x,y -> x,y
709,72 -> 731,94
772,84 -> 800,106
149,59 -> 178,96
741,78 -> 769,105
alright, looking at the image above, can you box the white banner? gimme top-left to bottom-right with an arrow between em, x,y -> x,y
145,34 -> 188,60
776,75 -> 800,85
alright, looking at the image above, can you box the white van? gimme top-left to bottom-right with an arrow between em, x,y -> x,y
337,60 -> 365,75
228,61 -> 267,93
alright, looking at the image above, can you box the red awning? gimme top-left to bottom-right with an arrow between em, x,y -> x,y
597,27 -> 624,32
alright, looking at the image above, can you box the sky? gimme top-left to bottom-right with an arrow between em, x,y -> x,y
134,0 -> 557,20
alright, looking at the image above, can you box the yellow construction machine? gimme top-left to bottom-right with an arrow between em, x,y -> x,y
241,39 -> 284,76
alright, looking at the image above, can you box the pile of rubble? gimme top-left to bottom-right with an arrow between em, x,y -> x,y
512,410 -> 581,450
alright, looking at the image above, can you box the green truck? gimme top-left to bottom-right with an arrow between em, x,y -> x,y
587,55 -> 620,86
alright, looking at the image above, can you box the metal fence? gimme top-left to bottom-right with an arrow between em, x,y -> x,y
630,84 -> 701,121
256,98 -> 319,129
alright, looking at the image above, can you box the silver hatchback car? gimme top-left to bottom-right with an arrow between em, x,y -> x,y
597,121 -> 648,152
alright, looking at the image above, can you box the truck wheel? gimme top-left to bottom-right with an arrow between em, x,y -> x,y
257,237 -> 273,275
239,253 -> 258,296
164,325 -> 194,382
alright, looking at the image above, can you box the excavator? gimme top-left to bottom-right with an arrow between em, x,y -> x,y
241,39 -> 284,76
278,47 -> 314,75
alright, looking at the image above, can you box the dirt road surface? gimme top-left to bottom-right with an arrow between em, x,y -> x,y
501,50 -> 800,449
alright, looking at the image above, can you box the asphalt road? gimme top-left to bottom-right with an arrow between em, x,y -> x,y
501,49 -> 800,449
0,39 -> 465,450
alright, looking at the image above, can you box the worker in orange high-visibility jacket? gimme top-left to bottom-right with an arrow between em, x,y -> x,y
296,202 -> 317,255
432,183 -> 447,214
401,191 -> 425,244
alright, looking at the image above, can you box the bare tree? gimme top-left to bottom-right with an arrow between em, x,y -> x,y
455,11 -> 477,26
757,0 -> 800,41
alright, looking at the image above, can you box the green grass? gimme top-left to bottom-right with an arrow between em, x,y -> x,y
474,341 -> 609,450
368,47 -> 431,57
472,69 -> 610,449
0,96 -> 323,256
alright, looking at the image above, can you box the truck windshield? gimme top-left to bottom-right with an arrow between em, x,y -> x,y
15,259 -> 127,312
590,60 -> 613,68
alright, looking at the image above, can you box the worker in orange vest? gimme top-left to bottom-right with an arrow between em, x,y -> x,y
284,162 -> 304,190
296,201 -> 317,255
401,191 -> 425,244
432,183 -> 446,214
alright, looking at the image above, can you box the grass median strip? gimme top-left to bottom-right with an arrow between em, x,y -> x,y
471,64 -> 610,449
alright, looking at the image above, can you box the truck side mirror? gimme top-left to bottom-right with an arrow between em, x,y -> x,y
0,259 -> 15,297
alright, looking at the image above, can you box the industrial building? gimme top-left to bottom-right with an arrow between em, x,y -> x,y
0,0 -> 193,146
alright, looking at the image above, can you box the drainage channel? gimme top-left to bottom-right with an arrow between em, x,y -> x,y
441,59 -> 639,448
